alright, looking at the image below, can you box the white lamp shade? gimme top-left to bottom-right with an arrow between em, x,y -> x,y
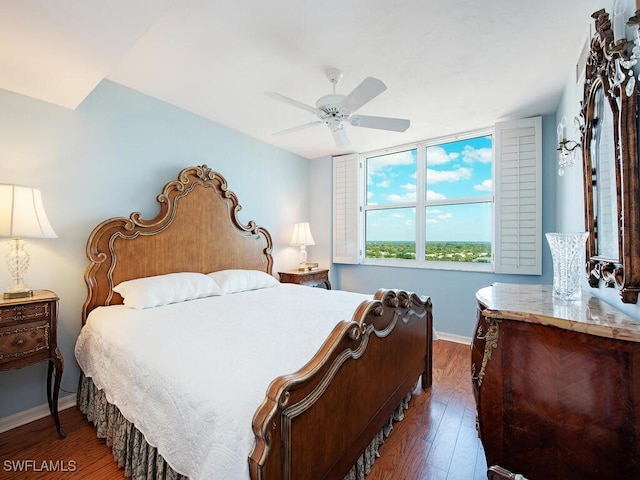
290,222 -> 315,246
0,185 -> 57,238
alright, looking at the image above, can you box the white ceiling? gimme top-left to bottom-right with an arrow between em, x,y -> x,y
2,0 -> 595,159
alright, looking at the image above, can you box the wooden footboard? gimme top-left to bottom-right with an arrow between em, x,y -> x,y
249,289 -> 433,480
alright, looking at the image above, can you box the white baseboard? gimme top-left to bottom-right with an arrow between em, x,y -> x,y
435,331 -> 472,345
0,394 -> 76,434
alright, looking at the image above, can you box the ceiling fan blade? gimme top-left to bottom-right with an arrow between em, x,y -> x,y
340,77 -> 387,113
331,127 -> 351,148
349,115 -> 410,132
265,91 -> 324,116
273,121 -> 323,136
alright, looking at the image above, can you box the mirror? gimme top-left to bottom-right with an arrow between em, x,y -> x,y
591,84 -> 618,261
582,9 -> 640,303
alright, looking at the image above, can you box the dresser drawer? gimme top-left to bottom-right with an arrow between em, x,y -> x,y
0,302 -> 50,325
0,321 -> 50,363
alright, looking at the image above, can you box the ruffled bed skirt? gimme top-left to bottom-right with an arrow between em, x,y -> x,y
342,391 -> 412,480
77,374 -> 412,480
77,374 -> 187,480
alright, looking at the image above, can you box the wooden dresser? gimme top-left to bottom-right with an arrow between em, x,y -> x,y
472,283 -> 640,480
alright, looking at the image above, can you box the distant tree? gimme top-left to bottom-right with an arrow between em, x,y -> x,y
366,241 -> 490,262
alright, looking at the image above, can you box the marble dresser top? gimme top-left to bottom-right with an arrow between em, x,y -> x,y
476,283 -> 640,343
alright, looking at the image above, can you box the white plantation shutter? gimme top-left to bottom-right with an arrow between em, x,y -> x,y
333,153 -> 360,264
494,116 -> 542,274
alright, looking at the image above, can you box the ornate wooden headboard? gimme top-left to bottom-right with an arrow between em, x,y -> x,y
82,165 -> 273,322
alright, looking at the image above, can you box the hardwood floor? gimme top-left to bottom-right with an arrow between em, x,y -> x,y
367,340 -> 487,480
0,340 -> 487,479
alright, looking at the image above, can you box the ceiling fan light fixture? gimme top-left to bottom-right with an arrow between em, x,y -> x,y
327,118 -> 343,131
265,68 -> 410,148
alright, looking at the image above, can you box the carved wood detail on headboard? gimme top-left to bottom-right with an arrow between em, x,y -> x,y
82,165 -> 273,322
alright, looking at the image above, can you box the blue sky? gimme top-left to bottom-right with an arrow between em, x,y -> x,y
366,135 -> 493,242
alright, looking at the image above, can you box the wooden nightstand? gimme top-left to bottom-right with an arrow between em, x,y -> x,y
279,269 -> 331,289
0,290 -> 65,438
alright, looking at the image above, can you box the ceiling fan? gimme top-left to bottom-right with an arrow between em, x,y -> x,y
265,68 -> 410,148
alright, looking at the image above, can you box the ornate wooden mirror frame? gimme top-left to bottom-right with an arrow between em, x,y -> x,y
582,9 -> 640,303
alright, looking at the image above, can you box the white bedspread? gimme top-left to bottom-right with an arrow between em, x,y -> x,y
75,284 -> 371,480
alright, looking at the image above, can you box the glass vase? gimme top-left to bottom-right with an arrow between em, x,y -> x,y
545,232 -> 589,300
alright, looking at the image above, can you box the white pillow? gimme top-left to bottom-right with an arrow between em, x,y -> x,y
113,272 -> 224,309
207,269 -> 279,294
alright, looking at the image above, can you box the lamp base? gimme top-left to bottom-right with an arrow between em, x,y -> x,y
5,238 -> 33,299
4,288 -> 33,299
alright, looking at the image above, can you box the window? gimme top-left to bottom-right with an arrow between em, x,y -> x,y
362,133 -> 492,270
365,149 -> 417,260
334,117 -> 541,274
424,136 -> 493,266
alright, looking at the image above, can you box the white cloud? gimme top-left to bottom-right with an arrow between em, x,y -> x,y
426,146 -> 452,165
376,180 -> 391,188
462,146 -> 492,164
426,190 -> 446,200
367,150 -> 415,173
427,167 -> 473,183
474,179 -> 492,191
401,183 -> 416,191
425,208 -> 441,215
426,218 -> 438,224
437,213 -> 452,220
387,192 -> 417,202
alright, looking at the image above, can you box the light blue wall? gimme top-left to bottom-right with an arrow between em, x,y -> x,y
555,0 -> 640,322
0,80 -> 308,419
309,116 -> 558,339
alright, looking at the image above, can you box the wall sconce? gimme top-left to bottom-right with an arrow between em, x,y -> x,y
290,222 -> 315,271
0,185 -> 57,298
556,116 -> 582,176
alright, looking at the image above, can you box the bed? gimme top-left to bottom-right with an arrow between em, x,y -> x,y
75,164 -> 433,480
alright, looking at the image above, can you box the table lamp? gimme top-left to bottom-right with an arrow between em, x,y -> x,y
0,185 -> 57,298
290,222 -> 315,271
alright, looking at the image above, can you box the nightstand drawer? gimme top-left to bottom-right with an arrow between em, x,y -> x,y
0,321 -> 50,363
0,302 -> 50,324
